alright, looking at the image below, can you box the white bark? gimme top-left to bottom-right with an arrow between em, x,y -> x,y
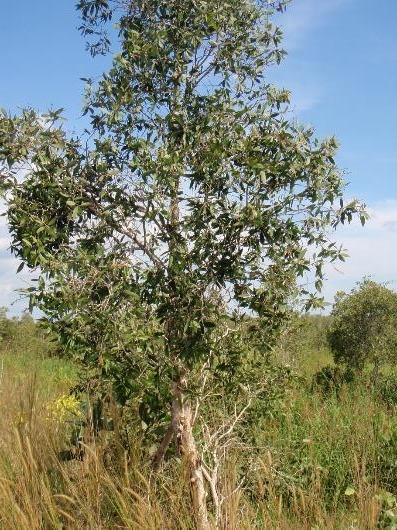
171,380 -> 210,530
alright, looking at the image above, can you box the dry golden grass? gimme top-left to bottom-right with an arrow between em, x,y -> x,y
0,347 -> 395,529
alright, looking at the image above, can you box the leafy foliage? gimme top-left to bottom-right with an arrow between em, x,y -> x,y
0,3 -> 366,507
311,364 -> 354,395
376,373 -> 397,408
328,279 -> 397,373
0,307 -> 53,356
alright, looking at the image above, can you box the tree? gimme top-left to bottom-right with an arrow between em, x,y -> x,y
328,279 -> 397,381
0,1 -> 365,526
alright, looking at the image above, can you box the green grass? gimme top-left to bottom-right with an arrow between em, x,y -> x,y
1,331 -> 397,529
1,349 -> 76,396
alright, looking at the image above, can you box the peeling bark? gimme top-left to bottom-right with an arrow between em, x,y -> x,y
171,380 -> 209,530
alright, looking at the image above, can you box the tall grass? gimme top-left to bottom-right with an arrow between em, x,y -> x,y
0,343 -> 396,528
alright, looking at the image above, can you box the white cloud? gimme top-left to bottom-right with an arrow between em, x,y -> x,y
0,258 -> 31,315
0,204 -> 30,314
384,220 -> 397,233
321,199 -> 397,305
0,237 -> 10,251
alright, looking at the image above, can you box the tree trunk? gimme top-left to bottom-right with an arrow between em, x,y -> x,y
152,423 -> 173,471
171,379 -> 209,530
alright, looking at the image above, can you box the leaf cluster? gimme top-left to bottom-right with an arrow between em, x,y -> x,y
328,279 -> 397,371
0,0 -> 366,446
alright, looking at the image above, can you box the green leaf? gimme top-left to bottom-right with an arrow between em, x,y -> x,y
344,486 -> 355,496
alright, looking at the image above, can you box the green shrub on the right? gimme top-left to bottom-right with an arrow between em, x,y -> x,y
328,279 -> 397,380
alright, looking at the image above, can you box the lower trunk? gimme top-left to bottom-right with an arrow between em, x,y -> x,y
171,381 -> 209,530
152,423 -> 174,471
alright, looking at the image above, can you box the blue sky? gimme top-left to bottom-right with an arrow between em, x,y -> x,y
0,0 -> 396,313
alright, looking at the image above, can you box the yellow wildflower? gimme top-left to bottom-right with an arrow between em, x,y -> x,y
47,394 -> 82,422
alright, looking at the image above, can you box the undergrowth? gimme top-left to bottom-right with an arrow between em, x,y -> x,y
1,318 -> 397,529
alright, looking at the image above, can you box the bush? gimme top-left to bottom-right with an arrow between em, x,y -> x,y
376,374 -> 397,408
312,365 -> 354,394
328,279 -> 397,377
0,308 -> 54,357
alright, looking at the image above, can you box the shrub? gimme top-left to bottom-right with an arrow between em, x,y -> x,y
311,364 -> 354,394
328,279 -> 397,378
376,374 -> 397,408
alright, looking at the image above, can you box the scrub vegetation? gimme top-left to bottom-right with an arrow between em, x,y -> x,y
0,1 -> 393,528
1,301 -> 397,529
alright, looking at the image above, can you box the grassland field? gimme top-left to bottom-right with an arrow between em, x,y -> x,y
1,315 -> 397,529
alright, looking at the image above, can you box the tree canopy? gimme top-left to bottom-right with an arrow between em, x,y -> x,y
0,1 -> 366,526
328,279 -> 397,375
